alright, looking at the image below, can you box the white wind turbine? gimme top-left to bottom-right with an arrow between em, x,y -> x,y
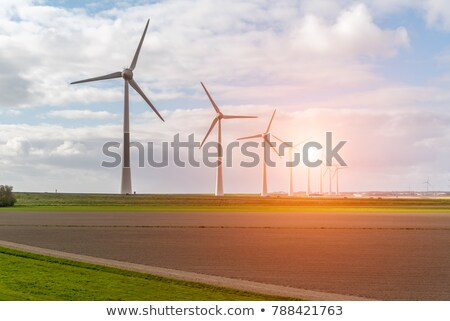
306,167 -> 311,197
424,177 -> 432,194
272,135 -> 309,197
70,20 -> 164,195
319,150 -> 327,195
322,165 -> 333,195
332,164 -> 347,196
238,109 -> 279,197
317,147 -> 335,196
199,82 -> 257,196
320,165 -> 324,195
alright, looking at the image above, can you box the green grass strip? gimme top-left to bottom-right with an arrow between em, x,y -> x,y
1,193 -> 448,212
3,205 -> 449,212
0,246 -> 292,301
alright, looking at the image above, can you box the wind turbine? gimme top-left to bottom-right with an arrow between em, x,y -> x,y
271,136 -> 309,197
322,165 -> 333,195
70,20 -> 164,195
319,150 -> 327,195
306,167 -> 311,197
320,165 -> 326,195
332,165 -> 347,196
199,82 -> 257,196
238,109 -> 279,197
319,166 -> 323,195
424,178 -> 432,193
322,153 -> 341,196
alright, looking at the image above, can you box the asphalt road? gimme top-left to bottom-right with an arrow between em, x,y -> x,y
0,211 -> 449,300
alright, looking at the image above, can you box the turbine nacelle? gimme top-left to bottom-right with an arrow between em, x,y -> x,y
237,109 -> 280,156
199,82 -> 257,148
122,69 -> 134,80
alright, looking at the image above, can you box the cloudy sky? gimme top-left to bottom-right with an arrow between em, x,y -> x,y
0,0 -> 449,194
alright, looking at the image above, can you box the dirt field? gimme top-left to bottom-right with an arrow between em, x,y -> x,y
0,211 -> 449,300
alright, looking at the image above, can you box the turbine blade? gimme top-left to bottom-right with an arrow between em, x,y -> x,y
129,78 -> 164,122
271,134 -> 286,144
266,109 -> 276,132
70,71 -> 122,85
200,82 -> 220,113
294,137 -> 312,148
222,115 -> 257,119
237,134 -> 261,140
200,118 -> 218,148
264,136 -> 279,156
332,167 -> 338,179
130,19 -> 150,71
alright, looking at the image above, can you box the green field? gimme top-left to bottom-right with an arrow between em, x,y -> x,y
3,193 -> 450,212
0,246 -> 290,301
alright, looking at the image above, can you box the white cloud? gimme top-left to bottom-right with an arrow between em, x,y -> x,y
363,0 -> 450,31
421,0 -> 450,30
47,109 -> 117,120
290,4 -> 408,58
50,141 -> 86,156
0,0 -> 411,110
1,137 -> 30,156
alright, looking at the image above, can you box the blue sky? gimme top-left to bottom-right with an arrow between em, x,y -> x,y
0,0 -> 449,193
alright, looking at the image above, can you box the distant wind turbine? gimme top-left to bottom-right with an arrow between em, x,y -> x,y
332,165 -> 347,196
319,165 -> 325,195
238,109 -> 279,197
199,82 -> 257,196
272,136 -> 309,197
307,167 -> 311,197
70,20 -> 164,194
424,177 -> 432,193
319,150 -> 327,195
322,165 -> 333,195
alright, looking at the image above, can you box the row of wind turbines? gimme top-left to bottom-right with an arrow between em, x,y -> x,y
200,86 -> 346,197
70,19 -> 346,196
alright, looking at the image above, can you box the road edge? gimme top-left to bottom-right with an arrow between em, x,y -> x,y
0,240 -> 372,301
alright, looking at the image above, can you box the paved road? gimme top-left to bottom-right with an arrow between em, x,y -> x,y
0,211 -> 449,300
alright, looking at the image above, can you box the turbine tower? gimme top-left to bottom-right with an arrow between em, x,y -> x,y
238,110 -> 279,197
199,82 -> 257,196
271,136 -> 309,197
320,165 -> 323,195
319,150 -> 327,195
70,20 -> 164,194
323,166 -> 333,195
306,167 -> 311,197
320,165 -> 330,195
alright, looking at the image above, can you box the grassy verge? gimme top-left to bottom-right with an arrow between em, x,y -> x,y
1,193 -> 449,212
0,246 -> 291,301
4,205 -> 450,212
